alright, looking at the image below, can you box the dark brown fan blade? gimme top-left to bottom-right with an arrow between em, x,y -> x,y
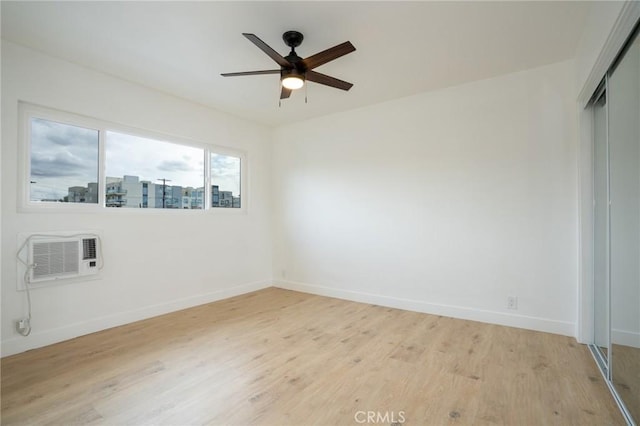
280,86 -> 292,99
243,33 -> 291,68
221,70 -> 281,77
306,70 -> 353,91
302,41 -> 355,70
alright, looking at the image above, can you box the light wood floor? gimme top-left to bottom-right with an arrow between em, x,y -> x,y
612,344 -> 640,422
1,288 -> 624,425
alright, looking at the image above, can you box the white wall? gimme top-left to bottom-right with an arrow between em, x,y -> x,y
1,41 -> 273,356
273,59 -> 579,336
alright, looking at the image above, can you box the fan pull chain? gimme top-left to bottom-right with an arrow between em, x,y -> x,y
305,83 -> 308,104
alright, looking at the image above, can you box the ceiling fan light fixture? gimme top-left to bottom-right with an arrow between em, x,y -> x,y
282,74 -> 305,90
221,32 -> 355,100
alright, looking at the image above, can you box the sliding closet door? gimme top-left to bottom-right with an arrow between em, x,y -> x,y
593,89 -> 609,363
608,29 -> 640,422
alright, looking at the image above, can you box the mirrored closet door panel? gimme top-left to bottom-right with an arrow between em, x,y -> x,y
608,28 -> 640,423
593,88 -> 610,364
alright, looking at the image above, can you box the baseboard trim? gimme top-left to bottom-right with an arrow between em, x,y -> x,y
274,280 -> 575,337
612,328 -> 640,349
2,279 -> 578,357
1,280 -> 271,357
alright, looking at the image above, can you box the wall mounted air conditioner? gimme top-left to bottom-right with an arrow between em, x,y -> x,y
17,232 -> 102,289
29,236 -> 99,283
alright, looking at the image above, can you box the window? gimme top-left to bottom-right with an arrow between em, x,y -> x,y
105,132 -> 205,209
29,118 -> 99,204
20,103 -> 246,212
211,153 -> 241,208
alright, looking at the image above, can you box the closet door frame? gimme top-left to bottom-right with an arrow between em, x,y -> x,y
588,53 -> 638,426
578,4 -> 640,425
589,80 -> 611,380
578,2 -> 640,346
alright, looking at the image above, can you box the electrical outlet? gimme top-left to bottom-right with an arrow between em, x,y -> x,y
507,296 -> 518,310
16,318 -> 30,333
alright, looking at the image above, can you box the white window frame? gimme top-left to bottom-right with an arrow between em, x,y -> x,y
18,102 -> 247,214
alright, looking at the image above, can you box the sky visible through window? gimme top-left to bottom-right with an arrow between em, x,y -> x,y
30,118 -> 99,201
211,153 -> 241,197
105,131 -> 204,189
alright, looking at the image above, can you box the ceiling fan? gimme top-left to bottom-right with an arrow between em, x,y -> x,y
221,31 -> 355,100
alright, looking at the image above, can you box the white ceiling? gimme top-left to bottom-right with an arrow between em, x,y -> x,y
2,1 -> 591,127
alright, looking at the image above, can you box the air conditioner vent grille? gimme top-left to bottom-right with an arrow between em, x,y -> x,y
82,238 -> 97,260
32,241 -> 79,279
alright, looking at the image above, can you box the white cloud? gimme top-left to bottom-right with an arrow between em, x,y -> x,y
30,118 -> 99,200
105,131 -> 204,188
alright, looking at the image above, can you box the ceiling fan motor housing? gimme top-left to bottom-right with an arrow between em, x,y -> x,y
283,31 -> 305,71
282,30 -> 304,49
281,67 -> 305,80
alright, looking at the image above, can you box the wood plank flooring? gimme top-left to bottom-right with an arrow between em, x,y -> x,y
612,344 -> 640,422
1,288 -> 624,425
